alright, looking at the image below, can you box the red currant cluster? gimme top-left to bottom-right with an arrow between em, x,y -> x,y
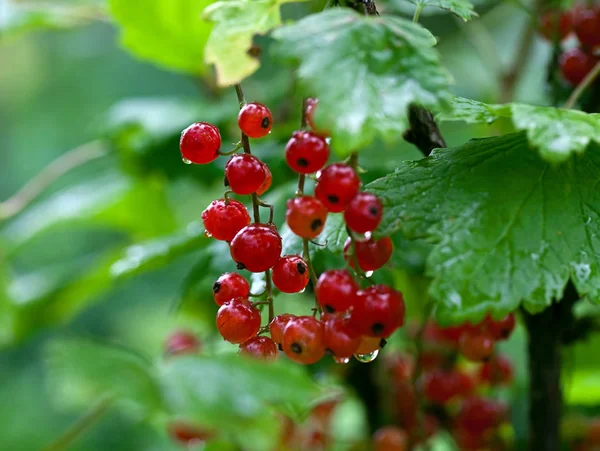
180,94 -> 403,366
538,5 -> 600,86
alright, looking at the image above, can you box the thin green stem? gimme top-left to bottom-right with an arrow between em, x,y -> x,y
265,269 -> 274,322
412,3 -> 423,23
257,199 -> 274,224
218,142 -> 242,156
564,60 -> 600,109
234,83 -> 246,107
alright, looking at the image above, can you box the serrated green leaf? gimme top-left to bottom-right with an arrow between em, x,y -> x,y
368,132 -> 600,324
204,0 -> 304,86
109,0 -> 214,74
410,0 -> 477,20
272,9 -> 452,155
436,96 -> 510,124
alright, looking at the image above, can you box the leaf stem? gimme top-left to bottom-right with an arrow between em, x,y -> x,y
412,3 -> 424,23
564,60 -> 600,109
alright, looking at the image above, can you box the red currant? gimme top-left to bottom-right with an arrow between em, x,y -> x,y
384,353 -> 414,381
224,154 -> 267,195
344,193 -> 383,233
269,313 -> 296,345
285,131 -> 330,174
373,426 -> 408,451
560,48 -> 598,86
230,224 -> 282,272
574,6 -> 600,48
322,314 -> 361,358
351,285 -> 405,338
356,335 -> 386,354
314,163 -> 360,212
478,355 -> 513,385
216,298 -> 261,344
315,269 -> 359,313
239,336 -> 278,361
484,312 -> 516,340
238,102 -> 272,138
165,330 -> 200,356
272,255 -> 310,293
167,421 -> 214,445
422,368 -> 474,404
458,329 -> 495,362
456,397 -> 507,434
257,162 -> 272,196
179,122 -> 221,164
282,316 -> 326,364
212,272 -> 250,306
344,236 -> 393,271
539,9 -> 573,41
201,199 -> 250,242
286,196 -> 328,239
305,98 -> 330,137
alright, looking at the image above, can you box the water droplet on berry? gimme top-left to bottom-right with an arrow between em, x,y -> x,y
204,230 -> 212,238
182,157 -> 192,165
353,349 -> 379,363
365,270 -> 374,277
299,287 -> 306,293
334,356 -> 350,364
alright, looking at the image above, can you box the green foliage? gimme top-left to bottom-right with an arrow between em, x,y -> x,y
109,0 -> 214,74
369,132 -> 600,323
409,0 -> 477,20
272,9 -> 452,156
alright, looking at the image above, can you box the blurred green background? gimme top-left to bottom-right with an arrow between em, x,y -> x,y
1,0 -> 599,450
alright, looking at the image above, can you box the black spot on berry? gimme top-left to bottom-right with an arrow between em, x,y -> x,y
212,281 -> 221,293
500,329 -> 510,339
278,343 -> 283,351
291,343 -> 302,354
327,195 -> 339,204
325,348 -> 334,356
297,158 -> 309,167
310,219 -> 323,231
325,305 -> 335,313
297,262 -> 306,274
369,206 -> 379,216
371,323 -> 384,336
261,117 -> 270,129
224,176 -> 230,187
482,355 -> 492,363
379,338 -> 387,349
236,262 -> 246,270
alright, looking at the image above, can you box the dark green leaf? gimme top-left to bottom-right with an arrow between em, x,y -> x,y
272,9 -> 452,155
368,132 -> 600,323
410,0 -> 477,20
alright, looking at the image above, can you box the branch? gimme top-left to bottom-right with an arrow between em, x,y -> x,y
402,105 -> 447,156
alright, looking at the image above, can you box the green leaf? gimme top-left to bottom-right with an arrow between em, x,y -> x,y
368,132 -> 600,323
410,0 -> 477,20
46,339 -> 163,415
109,0 -> 214,74
203,0 -> 303,86
272,9 -> 452,155
436,96 -> 509,124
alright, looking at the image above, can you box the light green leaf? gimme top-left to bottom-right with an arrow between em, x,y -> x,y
436,96 -> 509,124
410,0 -> 477,20
565,370 -> 600,406
203,0 -> 303,86
272,9 -> 452,155
368,132 -> 600,324
109,0 -> 214,74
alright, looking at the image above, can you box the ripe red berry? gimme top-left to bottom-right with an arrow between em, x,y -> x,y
165,330 -> 200,356
351,285 -> 405,338
285,131 -> 330,174
315,269 -> 359,313
238,102 -> 272,138
212,272 -> 250,306
344,236 -> 393,272
421,320 -> 473,349
179,122 -> 221,164
286,196 -> 328,239
458,329 -> 495,362
539,9 -> 573,41
216,298 -> 261,344
269,313 -> 296,345
574,6 -> 600,48
257,162 -> 272,196
485,312 -> 516,340
356,335 -> 386,354
230,224 -> 282,272
373,426 -> 408,451
560,48 -> 598,86
344,193 -> 383,233
239,336 -> 278,361
201,199 -> 250,242
305,98 -> 330,137
224,154 -> 267,195
456,397 -> 507,434
167,421 -> 214,445
422,368 -> 474,405
314,163 -> 360,213
272,255 -> 310,293
322,314 -> 361,358
282,316 -> 326,364
479,355 -> 513,385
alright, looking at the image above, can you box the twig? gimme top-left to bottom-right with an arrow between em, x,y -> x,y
402,105 -> 446,156
0,140 -> 107,221
564,60 -> 600,109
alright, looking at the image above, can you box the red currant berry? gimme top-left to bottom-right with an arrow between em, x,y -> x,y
269,313 -> 296,345
201,199 -> 250,242
456,397 -> 507,434
212,272 -> 250,306
322,314 -> 361,358
373,426 -> 408,451
238,102 -> 272,138
315,269 -> 359,313
485,313 -> 516,340
179,122 -> 221,164
478,355 -> 513,385
344,236 -> 393,272
539,9 -> 573,41
560,48 -> 598,86
167,421 -> 214,446
574,6 -> 600,48
458,329 -> 495,362
351,285 -> 405,338
257,162 -> 272,196
356,335 -> 386,354
165,330 -> 200,356
344,193 -> 383,234
230,224 -> 282,272
239,336 -> 278,361
305,98 -> 330,137
286,196 -> 327,239
285,131 -> 330,174
282,316 -> 326,364
272,255 -> 310,293
422,368 -> 474,405
216,298 -> 261,344
314,163 -> 360,213
224,154 -> 267,195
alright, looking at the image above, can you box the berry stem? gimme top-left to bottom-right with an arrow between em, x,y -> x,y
257,199 -> 275,224
218,142 -> 242,156
412,3 -> 423,23
564,60 -> 600,109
